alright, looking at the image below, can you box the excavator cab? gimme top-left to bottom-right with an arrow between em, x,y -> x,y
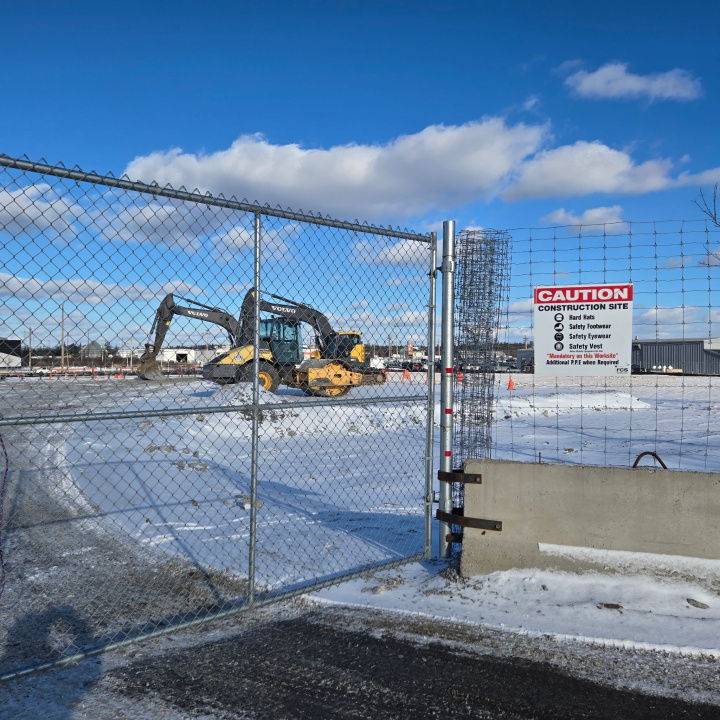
326,332 -> 364,363
262,318 -> 301,365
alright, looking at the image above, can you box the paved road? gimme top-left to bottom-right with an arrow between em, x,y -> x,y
4,604 -> 720,719
110,613 -> 720,720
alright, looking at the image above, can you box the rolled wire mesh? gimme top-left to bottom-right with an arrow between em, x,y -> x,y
452,229 -> 511,468
449,230 -> 510,544
492,220 -> 720,472
0,156 -> 434,677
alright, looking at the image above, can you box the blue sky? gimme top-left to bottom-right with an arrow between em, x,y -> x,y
2,0 -> 719,232
2,1 -> 720,351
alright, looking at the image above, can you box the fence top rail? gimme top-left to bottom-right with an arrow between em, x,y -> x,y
0,154 -> 432,243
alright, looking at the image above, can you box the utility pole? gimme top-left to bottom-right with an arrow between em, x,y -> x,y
27,327 -> 32,371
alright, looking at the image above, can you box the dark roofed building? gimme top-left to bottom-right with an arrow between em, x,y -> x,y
632,338 -> 720,375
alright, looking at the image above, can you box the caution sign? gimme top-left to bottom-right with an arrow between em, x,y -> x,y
533,283 -> 633,377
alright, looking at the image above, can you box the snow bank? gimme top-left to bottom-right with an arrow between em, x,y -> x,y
310,560 -> 720,657
495,391 -> 651,418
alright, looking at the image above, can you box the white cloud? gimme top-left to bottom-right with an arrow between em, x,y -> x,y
633,306 -> 697,327
353,237 -> 436,266
0,272 -> 202,304
522,95 -> 540,112
677,166 -> 720,187
125,120 -> 546,220
504,141 -> 674,200
541,205 -> 624,226
113,119 -> 720,220
663,255 -> 694,269
396,310 -> 428,326
93,199 -> 208,251
210,222 -> 292,262
508,299 -> 532,313
504,298 -> 533,336
565,63 -> 702,102
553,59 -> 584,76
699,246 -> 720,267
0,184 -> 84,241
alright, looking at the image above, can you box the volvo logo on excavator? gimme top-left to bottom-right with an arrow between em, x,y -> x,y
187,310 -> 210,318
271,304 -> 296,314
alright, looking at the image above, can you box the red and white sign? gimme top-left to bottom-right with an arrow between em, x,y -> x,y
534,285 -> 633,305
533,283 -> 633,377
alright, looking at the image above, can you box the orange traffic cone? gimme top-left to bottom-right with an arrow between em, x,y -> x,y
402,368 -> 411,382
507,375 -> 514,390
455,371 -> 464,386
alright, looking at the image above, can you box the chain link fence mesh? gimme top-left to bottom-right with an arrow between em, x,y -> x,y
0,156 -> 435,678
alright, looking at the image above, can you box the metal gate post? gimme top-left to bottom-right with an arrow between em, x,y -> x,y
248,211 -> 262,605
438,220 -> 456,558
423,233 -> 438,559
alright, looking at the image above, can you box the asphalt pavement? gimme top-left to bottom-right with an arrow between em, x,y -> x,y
108,611 -> 720,720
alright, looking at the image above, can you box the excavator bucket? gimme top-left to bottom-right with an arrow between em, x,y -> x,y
136,350 -> 165,381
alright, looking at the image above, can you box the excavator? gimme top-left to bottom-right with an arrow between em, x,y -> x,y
136,290 -> 386,397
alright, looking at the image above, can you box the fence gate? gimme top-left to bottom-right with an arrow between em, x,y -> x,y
0,156 -> 437,678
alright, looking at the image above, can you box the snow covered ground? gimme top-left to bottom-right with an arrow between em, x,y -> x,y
3,371 -> 720,668
60,380 -> 429,592
489,374 -> 720,471
313,373 -> 720,659
311,556 -> 720,658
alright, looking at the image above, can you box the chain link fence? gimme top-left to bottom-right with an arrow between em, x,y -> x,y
479,219 -> 720,472
0,156 -> 436,678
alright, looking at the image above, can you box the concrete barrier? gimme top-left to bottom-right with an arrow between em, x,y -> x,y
460,459 -> 720,578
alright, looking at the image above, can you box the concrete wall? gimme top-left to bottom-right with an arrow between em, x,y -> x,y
460,459 -> 720,577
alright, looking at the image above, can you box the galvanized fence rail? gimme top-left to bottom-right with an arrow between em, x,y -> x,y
0,155 -> 436,678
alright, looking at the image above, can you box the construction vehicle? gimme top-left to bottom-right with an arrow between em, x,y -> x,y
136,290 -> 386,397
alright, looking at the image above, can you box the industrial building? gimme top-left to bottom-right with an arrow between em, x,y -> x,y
516,348 -> 535,372
513,338 -> 720,375
632,338 -> 720,375
0,338 -> 21,369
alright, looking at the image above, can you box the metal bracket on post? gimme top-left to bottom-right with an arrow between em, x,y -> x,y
436,470 -> 493,544
438,220 -> 456,559
438,470 -> 482,485
435,510 -> 503,545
